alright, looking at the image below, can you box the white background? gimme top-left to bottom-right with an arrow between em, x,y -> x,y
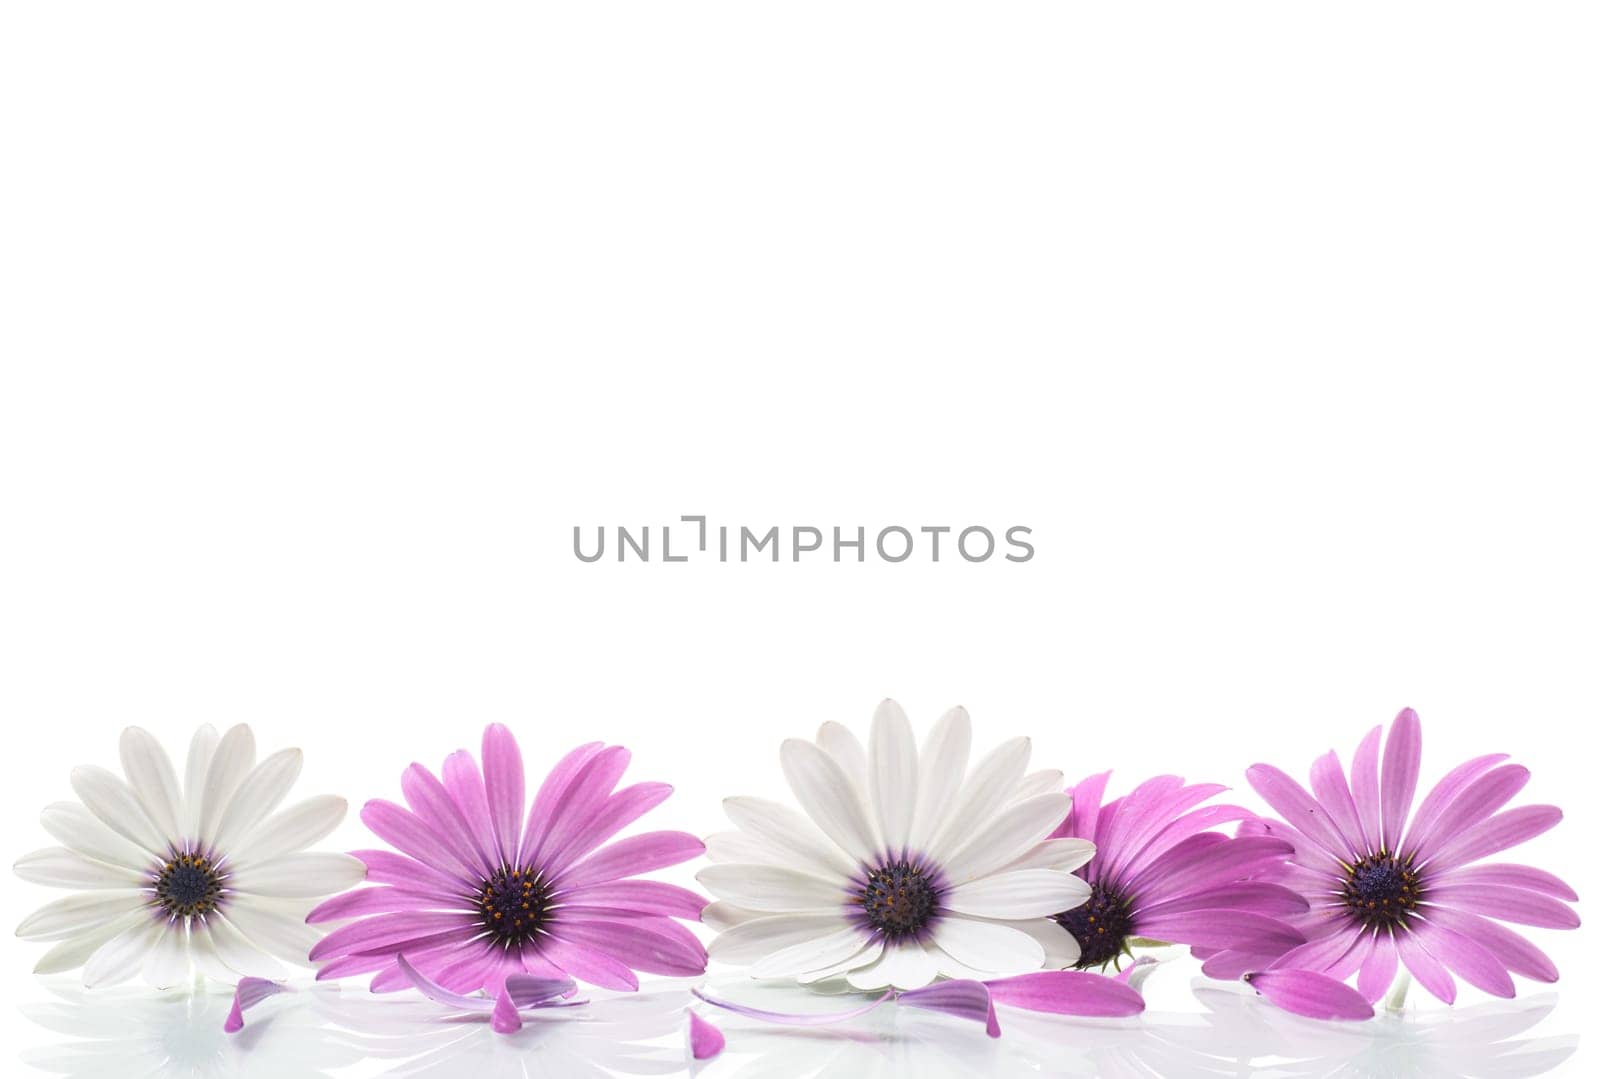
2,3 -> 1595,1074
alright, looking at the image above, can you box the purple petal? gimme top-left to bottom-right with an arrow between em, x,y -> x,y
1135,882 -> 1309,920
689,1011 -> 726,1060
360,800 -> 479,884
1425,805 -> 1563,871
393,953 -> 495,1012
1244,765 -> 1351,862
899,979 -> 1001,1037
1379,708 -> 1421,854
1413,921 -> 1515,998
504,973 -> 578,1007
441,750 -> 498,861
536,934 -> 640,990
306,885 -> 440,925
549,915 -> 707,976
351,849 -> 469,899
983,971 -> 1145,1018
1420,906 -> 1559,982
1309,750 -> 1368,857
491,990 -> 523,1034
555,879 -> 709,920
1404,753 -> 1509,851
1202,948 -> 1286,980
1349,725 -> 1383,855
1356,933 -> 1398,1003
402,763 -> 495,878
1424,884 -> 1579,929
1245,969 -> 1374,1020
1058,771 -> 1112,845
1133,909 -> 1305,954
1395,926 -> 1456,1003
543,782 -> 673,877
516,743 -> 605,866
481,725 -> 527,868
1269,927 -> 1368,980
1123,834 -> 1293,899
223,978 -> 289,1034
691,985 -> 893,1026
1435,862 -> 1577,902
308,909 -> 477,962
525,746 -> 631,869
557,831 -> 704,889
1410,765 -> 1530,863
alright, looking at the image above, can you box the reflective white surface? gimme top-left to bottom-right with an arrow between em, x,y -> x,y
17,976 -> 1577,1078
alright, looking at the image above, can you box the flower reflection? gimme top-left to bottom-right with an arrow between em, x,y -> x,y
1186,984 -> 1578,1078
16,977 -> 1578,1078
18,980 -> 363,1078
316,984 -> 693,1078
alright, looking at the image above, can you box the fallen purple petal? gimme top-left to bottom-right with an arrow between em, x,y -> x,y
899,979 -> 1001,1037
223,978 -> 290,1034
689,1010 -> 726,1060
984,971 -> 1146,1018
1245,969 -> 1376,1020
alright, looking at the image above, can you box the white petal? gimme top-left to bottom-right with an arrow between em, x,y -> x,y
943,869 -> 1092,919
14,848 -> 147,889
704,831 -> 777,865
750,926 -> 873,979
932,916 -> 1046,974
815,721 -> 867,789
182,725 -> 220,839
941,793 -> 1071,884
723,797 -> 857,878
229,852 -> 365,897
707,913 -> 850,964
143,920 -> 192,988
230,795 -> 345,867
202,911 -> 290,979
846,939 -> 939,990
926,737 -> 1031,860
119,727 -> 184,842
779,739 -> 876,866
908,707 -> 971,853
30,911 -> 146,975
198,724 -> 256,849
997,837 -> 1097,875
1009,918 -> 1083,969
701,902 -> 763,933
797,938 -> 884,983
210,748 -> 303,855
696,863 -> 845,912
186,923 -> 239,982
867,700 -> 917,855
69,766 -> 167,855
83,917 -> 164,988
17,891 -> 148,941
40,802 -> 154,871
220,898 -> 320,966
1014,769 -> 1066,802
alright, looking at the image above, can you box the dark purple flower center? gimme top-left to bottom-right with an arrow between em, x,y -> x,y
1054,882 -> 1134,969
857,860 -> 940,939
153,851 -> 225,918
478,865 -> 552,945
1342,853 -> 1422,929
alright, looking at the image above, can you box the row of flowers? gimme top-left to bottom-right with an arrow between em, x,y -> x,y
14,701 -> 1577,1048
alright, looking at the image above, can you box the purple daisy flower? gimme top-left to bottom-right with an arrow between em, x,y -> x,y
1229,708 -> 1578,1020
1043,772 -> 1308,971
306,726 -> 709,1008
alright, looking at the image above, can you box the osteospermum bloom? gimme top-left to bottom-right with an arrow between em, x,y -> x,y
1043,772 -> 1307,971
697,700 -> 1096,990
15,725 -> 357,987
1231,708 -> 1578,1019
307,726 -> 708,1004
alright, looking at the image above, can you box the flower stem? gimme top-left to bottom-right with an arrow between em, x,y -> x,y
1384,971 -> 1412,1013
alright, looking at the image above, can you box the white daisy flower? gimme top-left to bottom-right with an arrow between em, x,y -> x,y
697,700 -> 1094,990
15,724 -> 362,988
